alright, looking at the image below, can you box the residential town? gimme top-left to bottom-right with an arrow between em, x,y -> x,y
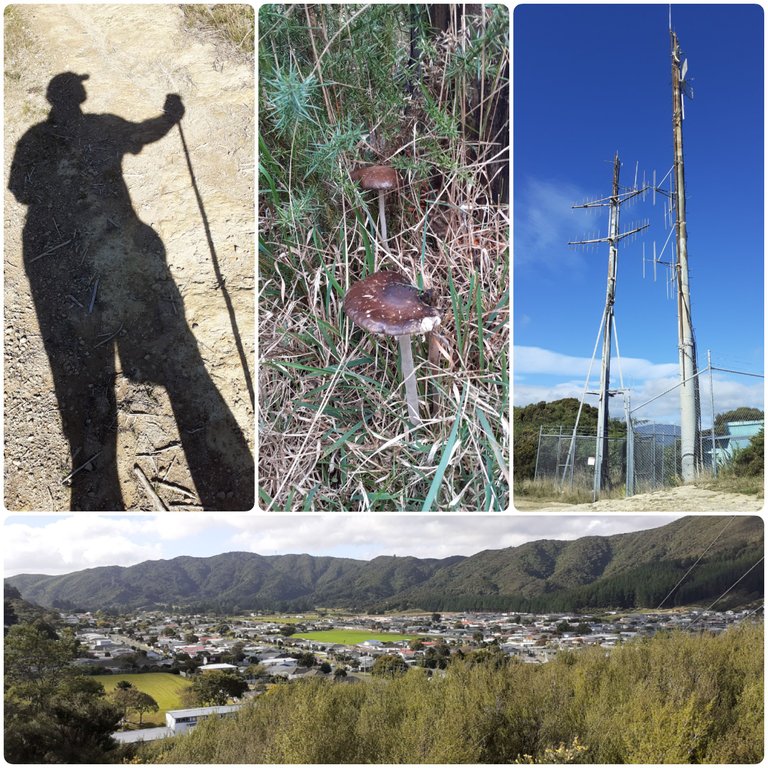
70,606 -> 758,675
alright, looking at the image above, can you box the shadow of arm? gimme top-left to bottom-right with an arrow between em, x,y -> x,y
127,94 -> 185,153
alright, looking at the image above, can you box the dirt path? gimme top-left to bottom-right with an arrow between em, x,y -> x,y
4,6 -> 254,510
514,485 -> 764,512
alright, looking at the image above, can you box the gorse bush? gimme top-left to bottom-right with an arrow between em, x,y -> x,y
142,623 -> 763,764
730,428 -> 764,478
258,5 -> 510,511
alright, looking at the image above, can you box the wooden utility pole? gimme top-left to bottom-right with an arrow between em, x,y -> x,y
671,30 -> 700,481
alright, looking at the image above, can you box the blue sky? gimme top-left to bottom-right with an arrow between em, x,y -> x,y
3,514 -> 683,576
514,4 -> 764,423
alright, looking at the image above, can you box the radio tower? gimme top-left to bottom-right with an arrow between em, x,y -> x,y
671,29 -> 701,481
569,154 -> 648,497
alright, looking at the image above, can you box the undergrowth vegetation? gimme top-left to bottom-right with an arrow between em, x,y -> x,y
513,478 -> 627,506
701,428 -> 764,497
258,5 -> 509,511
180,4 -> 254,57
140,623 -> 763,764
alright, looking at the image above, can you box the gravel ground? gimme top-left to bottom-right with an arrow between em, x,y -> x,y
514,484 -> 764,512
4,5 -> 254,510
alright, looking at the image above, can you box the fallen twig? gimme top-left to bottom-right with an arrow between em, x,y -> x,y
162,455 -> 177,482
154,478 -> 196,500
61,450 -> 103,485
28,238 -> 73,264
93,322 -> 124,348
88,277 -> 99,314
136,441 -> 181,456
133,464 -> 168,511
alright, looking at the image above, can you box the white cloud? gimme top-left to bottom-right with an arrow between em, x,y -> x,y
135,513 -> 224,542
4,515 -> 685,576
515,346 -> 679,381
4,516 -> 164,576
514,347 -> 764,425
514,177 -> 602,270
702,375 -> 765,425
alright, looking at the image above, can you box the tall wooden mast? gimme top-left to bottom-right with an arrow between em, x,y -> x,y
671,30 -> 700,481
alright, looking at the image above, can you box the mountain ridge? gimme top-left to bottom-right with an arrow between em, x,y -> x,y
5,516 -> 762,614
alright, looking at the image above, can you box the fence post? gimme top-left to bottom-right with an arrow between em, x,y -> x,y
624,391 -> 634,497
534,425 -> 543,482
708,350 -> 717,478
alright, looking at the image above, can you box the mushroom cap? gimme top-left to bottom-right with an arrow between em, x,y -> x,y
350,165 -> 399,191
344,271 -> 441,336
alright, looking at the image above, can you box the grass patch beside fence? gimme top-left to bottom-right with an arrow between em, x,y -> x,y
697,474 -> 764,498
513,478 -> 627,506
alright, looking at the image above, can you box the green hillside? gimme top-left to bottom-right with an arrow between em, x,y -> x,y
6,516 -> 762,614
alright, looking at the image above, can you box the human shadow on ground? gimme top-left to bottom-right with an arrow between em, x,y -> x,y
8,72 -> 254,511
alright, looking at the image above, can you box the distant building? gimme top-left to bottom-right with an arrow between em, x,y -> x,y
199,662 -> 239,673
166,705 -> 242,735
710,420 -> 764,465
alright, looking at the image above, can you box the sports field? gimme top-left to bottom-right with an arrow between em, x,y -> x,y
294,629 -> 420,644
93,672 -> 192,723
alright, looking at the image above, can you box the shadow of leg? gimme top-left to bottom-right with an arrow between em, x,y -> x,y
167,369 -> 255,510
47,339 -> 124,510
116,300 -> 254,511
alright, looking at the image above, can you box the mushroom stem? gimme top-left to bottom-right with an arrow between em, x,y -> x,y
398,334 -> 420,426
377,190 -> 388,245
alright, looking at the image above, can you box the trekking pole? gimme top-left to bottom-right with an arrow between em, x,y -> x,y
175,114 -> 255,409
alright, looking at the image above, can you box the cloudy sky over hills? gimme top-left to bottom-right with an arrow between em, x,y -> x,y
3,514 -> 687,577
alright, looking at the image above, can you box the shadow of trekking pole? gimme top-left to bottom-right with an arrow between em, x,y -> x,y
176,118 -> 255,409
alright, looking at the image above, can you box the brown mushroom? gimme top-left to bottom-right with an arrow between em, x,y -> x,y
344,270 -> 440,426
351,165 -> 398,245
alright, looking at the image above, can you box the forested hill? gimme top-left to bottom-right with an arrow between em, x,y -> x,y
5,516 -> 762,614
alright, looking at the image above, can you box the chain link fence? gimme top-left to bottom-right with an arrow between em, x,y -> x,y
630,360 -> 764,490
534,427 -> 628,493
533,356 -> 763,498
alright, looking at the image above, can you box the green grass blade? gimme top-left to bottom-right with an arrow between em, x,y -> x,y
321,421 -> 365,458
302,483 -> 321,511
475,277 -> 485,371
476,406 -> 509,486
421,384 -> 467,511
258,486 -> 273,509
447,268 -> 463,356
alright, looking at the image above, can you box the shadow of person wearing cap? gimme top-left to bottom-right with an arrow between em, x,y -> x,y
8,72 -> 254,511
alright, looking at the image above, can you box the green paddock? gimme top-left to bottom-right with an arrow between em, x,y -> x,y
93,672 -> 192,723
294,629 -> 421,644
